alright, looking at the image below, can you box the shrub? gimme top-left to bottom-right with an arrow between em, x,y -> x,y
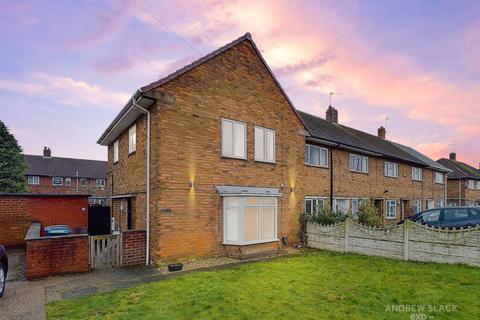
357,204 -> 382,227
306,207 -> 346,225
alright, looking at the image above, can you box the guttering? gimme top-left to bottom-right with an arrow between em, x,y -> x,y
132,97 -> 151,266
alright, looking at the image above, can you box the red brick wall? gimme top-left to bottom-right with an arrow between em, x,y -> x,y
26,196 -> 88,229
0,197 -> 31,246
25,235 -> 89,280
27,176 -> 109,198
121,230 -> 146,267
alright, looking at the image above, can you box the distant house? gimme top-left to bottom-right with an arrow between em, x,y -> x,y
437,153 -> 480,206
24,147 -> 108,205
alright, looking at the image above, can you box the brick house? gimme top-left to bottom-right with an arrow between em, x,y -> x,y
24,147 -> 108,205
98,33 -> 449,264
437,153 -> 480,206
299,109 -> 450,224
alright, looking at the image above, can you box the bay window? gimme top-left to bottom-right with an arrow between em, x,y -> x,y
223,196 -> 277,244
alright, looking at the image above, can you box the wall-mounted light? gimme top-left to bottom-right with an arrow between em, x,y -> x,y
189,181 -> 194,189
290,186 -> 295,193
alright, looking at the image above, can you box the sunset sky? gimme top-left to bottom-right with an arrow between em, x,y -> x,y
0,0 -> 479,166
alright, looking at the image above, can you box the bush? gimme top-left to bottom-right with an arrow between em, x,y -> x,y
357,204 -> 382,227
306,207 -> 346,225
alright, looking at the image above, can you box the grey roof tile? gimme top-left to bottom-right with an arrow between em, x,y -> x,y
24,155 -> 107,179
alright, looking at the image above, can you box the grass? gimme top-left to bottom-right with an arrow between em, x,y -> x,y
46,251 -> 480,320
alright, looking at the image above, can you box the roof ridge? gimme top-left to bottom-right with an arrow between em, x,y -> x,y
23,154 -> 107,163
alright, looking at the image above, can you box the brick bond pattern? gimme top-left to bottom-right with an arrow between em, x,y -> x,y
0,197 -> 31,246
121,230 -> 147,267
25,234 -> 89,280
0,195 -> 88,246
106,39 -> 447,264
447,179 -> 480,206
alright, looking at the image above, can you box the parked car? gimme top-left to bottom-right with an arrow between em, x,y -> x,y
404,207 -> 480,228
0,245 -> 7,298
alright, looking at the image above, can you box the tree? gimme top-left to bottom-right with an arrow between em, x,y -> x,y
0,120 -> 26,192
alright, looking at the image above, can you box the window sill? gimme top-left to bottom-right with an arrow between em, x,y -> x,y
222,239 -> 279,246
350,170 -> 369,174
128,151 -> 136,156
221,155 -> 247,161
385,216 -> 397,220
305,163 -> 329,169
412,179 -> 423,182
384,175 -> 398,178
254,159 -> 276,164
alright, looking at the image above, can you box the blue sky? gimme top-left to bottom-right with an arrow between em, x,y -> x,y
0,0 -> 479,166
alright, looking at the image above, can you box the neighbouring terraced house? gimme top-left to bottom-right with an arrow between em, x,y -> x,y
437,153 -> 480,206
24,147 -> 108,205
97,33 -> 450,264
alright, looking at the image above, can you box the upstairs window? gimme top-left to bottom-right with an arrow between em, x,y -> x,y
412,167 -> 423,181
467,180 -> 475,189
114,140 -> 119,163
128,124 -> 136,154
386,200 -> 397,219
65,177 -> 72,186
435,172 -> 444,184
350,154 -> 368,173
80,178 -> 87,187
221,118 -> 246,159
27,176 -> 40,185
305,145 -> 328,167
96,179 -> 105,188
254,126 -> 275,163
52,177 -> 63,186
384,161 -> 398,177
304,197 -> 326,214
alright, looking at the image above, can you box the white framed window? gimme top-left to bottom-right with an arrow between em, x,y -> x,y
96,178 -> 105,188
27,176 -> 40,185
435,199 -> 444,208
412,167 -> 423,181
386,200 -> 397,219
467,180 -> 475,190
349,154 -> 368,173
65,177 -> 72,186
435,172 -> 444,184
304,145 -> 328,167
80,178 -> 87,187
113,140 -> 119,163
254,126 -> 275,163
223,196 -> 277,245
413,199 -> 422,214
351,198 -> 368,216
52,177 -> 63,186
304,197 -> 326,214
221,118 -> 246,159
477,181 -> 480,190
128,124 -> 136,154
384,161 -> 398,177
426,199 -> 435,210
333,198 -> 349,214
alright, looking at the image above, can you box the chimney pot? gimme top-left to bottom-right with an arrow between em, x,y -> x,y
326,106 -> 338,123
449,152 -> 456,161
43,146 -> 51,158
378,126 -> 386,140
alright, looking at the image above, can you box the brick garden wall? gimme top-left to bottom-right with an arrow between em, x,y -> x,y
25,223 -> 89,280
121,230 -> 146,267
0,196 -> 32,246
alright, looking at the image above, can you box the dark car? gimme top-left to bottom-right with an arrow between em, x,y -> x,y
0,245 -> 7,298
407,207 -> 480,228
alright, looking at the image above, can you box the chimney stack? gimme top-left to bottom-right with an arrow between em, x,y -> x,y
449,152 -> 456,161
43,146 -> 51,158
377,126 -> 386,140
326,106 -> 338,123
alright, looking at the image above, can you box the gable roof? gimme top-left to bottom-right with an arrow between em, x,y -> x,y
24,155 -> 107,179
437,158 -> 480,179
298,110 -> 450,172
98,33 -> 307,146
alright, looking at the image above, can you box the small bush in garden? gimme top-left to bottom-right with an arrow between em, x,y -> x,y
357,204 -> 382,227
306,207 -> 346,225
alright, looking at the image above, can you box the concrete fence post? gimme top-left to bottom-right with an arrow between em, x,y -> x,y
345,217 -> 350,253
403,219 -> 409,261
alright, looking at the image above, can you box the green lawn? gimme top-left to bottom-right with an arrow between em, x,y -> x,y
46,251 -> 480,320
